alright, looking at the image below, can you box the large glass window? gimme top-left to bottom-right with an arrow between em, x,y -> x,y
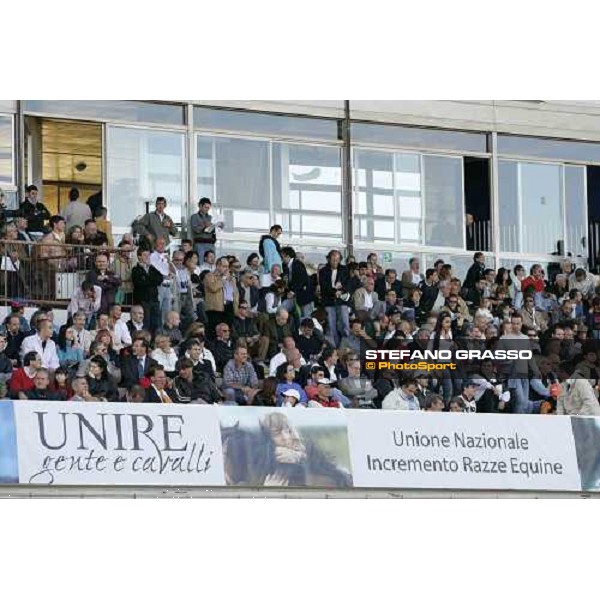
24,101 -> 185,126
107,127 -> 186,231
499,160 -> 586,256
196,135 -> 343,241
498,134 -> 600,163
352,123 -> 488,154
354,149 -> 464,249
273,144 -> 343,239
0,115 -> 14,185
194,107 -> 340,141
0,102 -> 16,113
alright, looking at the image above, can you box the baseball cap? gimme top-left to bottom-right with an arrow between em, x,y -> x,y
318,378 -> 332,385
283,389 -> 301,400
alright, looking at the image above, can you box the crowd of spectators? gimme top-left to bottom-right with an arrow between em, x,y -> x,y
0,187 -> 600,417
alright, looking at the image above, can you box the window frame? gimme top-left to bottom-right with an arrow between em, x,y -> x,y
497,157 -> 588,259
0,113 -> 16,188
195,130 -> 345,245
352,144 -> 468,253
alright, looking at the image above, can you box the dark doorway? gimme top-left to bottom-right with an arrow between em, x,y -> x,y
464,157 -> 491,251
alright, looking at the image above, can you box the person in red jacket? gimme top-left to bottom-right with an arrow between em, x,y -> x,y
521,264 -> 546,295
9,351 -> 41,399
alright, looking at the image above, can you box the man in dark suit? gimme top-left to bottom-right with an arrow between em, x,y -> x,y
121,338 -> 158,388
282,246 -> 314,318
127,305 -> 147,337
237,270 -> 260,312
144,365 -> 177,403
19,185 -> 51,233
131,247 -> 163,334
375,268 -> 403,301
318,250 -> 350,347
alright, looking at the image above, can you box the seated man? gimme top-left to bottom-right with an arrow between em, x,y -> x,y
0,333 -> 14,384
67,280 -> 102,325
120,338 -> 158,388
127,304 -> 147,336
223,345 -> 260,405
231,301 -> 260,356
268,336 -> 305,377
338,359 -> 377,408
309,378 -> 343,409
185,335 -> 216,378
144,365 -> 177,404
69,376 -> 100,402
172,358 -> 208,404
20,319 -> 60,371
208,322 -> 234,374
21,367 -> 62,400
258,308 -> 293,364
156,310 -> 183,350
294,317 -> 325,362
304,365 -> 349,407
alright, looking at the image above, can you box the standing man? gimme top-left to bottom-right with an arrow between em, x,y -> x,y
149,237 -> 176,324
497,312 -> 541,414
463,252 -> 486,291
83,219 -> 108,247
190,197 -> 217,262
319,249 -> 351,347
204,256 -> 239,338
20,185 -> 51,234
133,196 -> 178,247
281,246 -> 314,318
85,253 -> 121,316
259,225 -> 283,273
171,250 -> 195,330
131,247 -> 164,334
38,215 -> 67,298
61,187 -> 92,231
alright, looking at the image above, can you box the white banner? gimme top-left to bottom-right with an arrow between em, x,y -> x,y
14,402 -> 226,486
346,412 -> 582,491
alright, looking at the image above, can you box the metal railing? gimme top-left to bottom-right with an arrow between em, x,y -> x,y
467,219 -> 492,252
0,239 -> 136,308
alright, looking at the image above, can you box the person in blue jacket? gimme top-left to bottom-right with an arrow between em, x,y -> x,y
259,225 -> 283,273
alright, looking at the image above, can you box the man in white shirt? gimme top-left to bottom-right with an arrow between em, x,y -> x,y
109,304 -> 132,351
21,319 -> 59,370
431,280 -> 450,313
269,336 -> 306,376
150,236 -> 175,324
67,281 -> 102,324
382,377 -> 421,411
